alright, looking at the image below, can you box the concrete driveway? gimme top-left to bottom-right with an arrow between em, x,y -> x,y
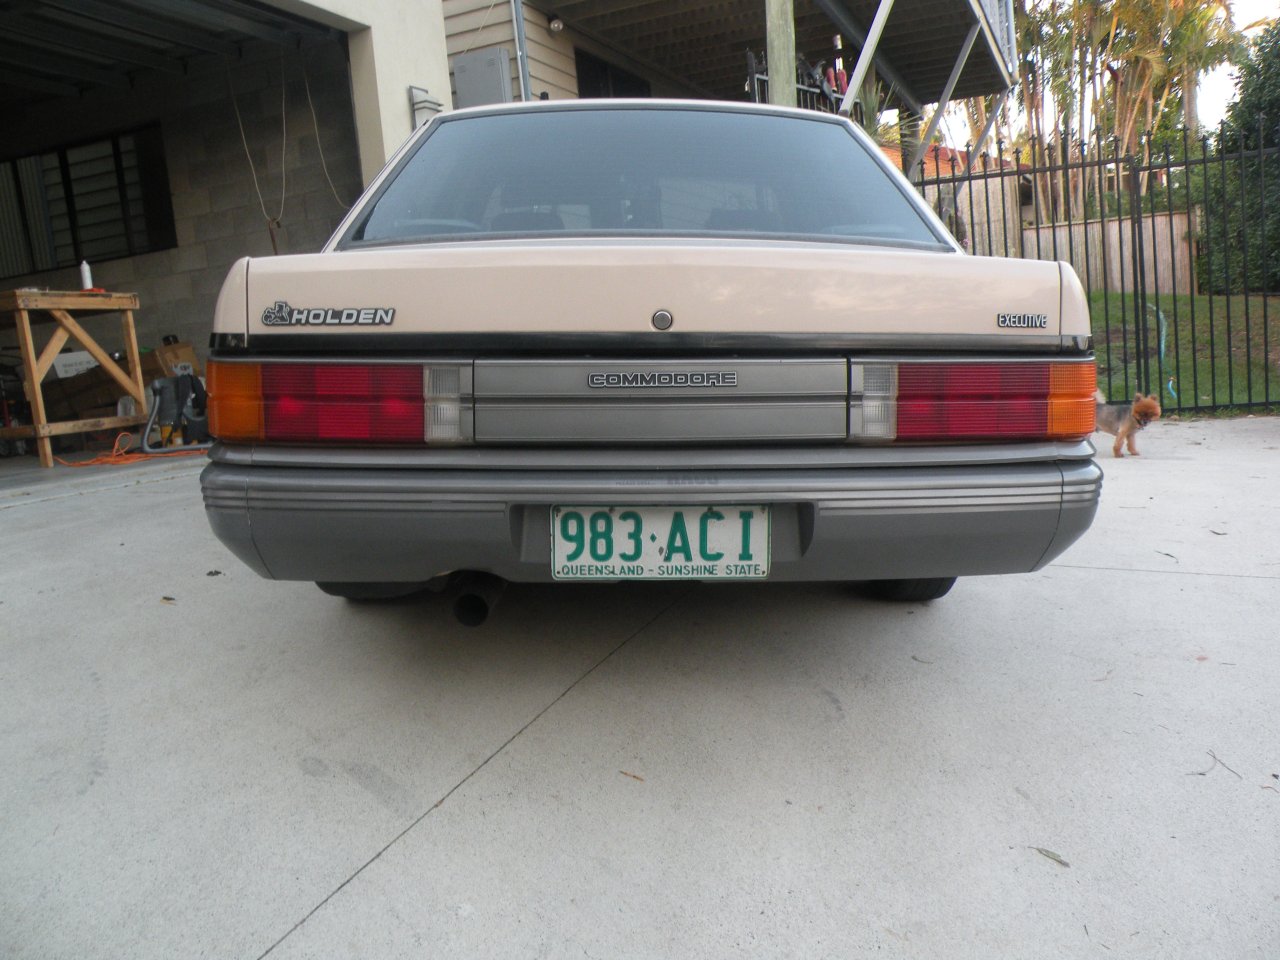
2,417 -> 1278,959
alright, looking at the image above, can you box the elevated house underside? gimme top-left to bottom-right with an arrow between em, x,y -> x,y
544,0 -> 1016,108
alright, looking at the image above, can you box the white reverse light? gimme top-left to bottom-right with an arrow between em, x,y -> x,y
423,364 -> 474,443
848,362 -> 897,440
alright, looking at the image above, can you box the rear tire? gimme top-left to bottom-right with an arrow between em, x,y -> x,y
859,577 -> 957,602
315,581 -> 428,601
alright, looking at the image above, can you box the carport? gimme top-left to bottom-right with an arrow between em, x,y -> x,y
0,5 -> 354,440
1,0 -> 452,186
2,0 -> 335,93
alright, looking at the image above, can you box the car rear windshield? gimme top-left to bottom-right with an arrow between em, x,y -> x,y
344,107 -> 945,248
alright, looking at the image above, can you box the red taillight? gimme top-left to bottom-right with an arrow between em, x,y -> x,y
850,360 -> 1096,442
262,364 -> 424,442
208,361 -> 433,444
897,363 -> 1051,440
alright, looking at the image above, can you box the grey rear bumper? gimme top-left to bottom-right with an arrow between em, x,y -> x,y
201,446 -> 1101,583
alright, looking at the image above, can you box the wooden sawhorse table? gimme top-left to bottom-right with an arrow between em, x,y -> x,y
0,289 -> 149,468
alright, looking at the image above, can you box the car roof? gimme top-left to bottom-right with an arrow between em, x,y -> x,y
440,97 -> 854,126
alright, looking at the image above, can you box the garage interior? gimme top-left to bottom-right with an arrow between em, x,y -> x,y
0,0 -> 364,464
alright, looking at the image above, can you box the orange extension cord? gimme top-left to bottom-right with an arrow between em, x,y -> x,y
55,432 -> 206,467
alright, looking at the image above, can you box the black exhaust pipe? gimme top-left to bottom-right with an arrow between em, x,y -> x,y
451,572 -> 507,627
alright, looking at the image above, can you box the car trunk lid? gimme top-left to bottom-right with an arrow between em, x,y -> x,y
235,240 -> 1064,346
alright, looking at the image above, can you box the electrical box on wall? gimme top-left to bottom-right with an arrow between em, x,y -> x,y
452,48 -> 513,108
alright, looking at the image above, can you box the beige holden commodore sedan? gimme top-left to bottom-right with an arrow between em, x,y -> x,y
201,100 -> 1099,623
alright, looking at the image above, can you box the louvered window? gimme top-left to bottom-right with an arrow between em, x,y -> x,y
0,125 -> 176,280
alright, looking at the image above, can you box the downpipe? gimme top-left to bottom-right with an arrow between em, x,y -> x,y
450,572 -> 508,627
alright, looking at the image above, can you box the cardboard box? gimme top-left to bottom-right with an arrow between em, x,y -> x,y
51,350 -> 98,379
154,341 -> 202,377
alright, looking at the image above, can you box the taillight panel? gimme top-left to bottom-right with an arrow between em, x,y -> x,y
208,360 -> 473,445
208,356 -> 1094,447
850,359 -> 1096,443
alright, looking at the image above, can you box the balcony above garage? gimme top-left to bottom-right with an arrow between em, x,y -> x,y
538,0 -> 1017,111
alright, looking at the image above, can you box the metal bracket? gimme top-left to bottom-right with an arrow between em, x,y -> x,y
931,87 -> 1011,236
816,0 -> 921,115
836,0 -> 895,117
962,87 -> 1009,179
908,22 -> 980,174
408,86 -> 443,128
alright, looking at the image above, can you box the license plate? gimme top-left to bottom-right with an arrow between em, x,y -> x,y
551,505 -> 770,580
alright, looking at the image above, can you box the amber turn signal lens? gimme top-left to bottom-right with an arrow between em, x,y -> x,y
207,361 -> 264,441
1047,362 -> 1097,439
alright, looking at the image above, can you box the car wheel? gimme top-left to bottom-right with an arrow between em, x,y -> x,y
315,581 -> 428,601
859,577 -> 957,602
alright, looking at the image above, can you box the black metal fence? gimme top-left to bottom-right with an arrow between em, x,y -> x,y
910,125 -> 1279,413
748,62 -> 1276,411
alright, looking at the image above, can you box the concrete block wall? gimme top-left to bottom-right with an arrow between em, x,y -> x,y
1,39 -> 364,361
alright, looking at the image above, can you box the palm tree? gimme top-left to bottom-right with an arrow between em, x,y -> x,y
1164,0 -> 1244,134
1009,0 -> 1244,153
996,0 -> 1245,222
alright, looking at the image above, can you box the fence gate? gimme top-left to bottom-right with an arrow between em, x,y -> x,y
911,124 -> 1278,413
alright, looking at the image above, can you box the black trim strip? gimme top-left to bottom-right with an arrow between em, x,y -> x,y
211,332 -> 1089,355
342,231 -> 954,255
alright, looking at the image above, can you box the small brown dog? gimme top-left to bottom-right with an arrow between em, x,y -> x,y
1094,390 -> 1161,457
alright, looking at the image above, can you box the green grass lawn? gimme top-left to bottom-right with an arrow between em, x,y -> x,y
1087,291 -> 1279,411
